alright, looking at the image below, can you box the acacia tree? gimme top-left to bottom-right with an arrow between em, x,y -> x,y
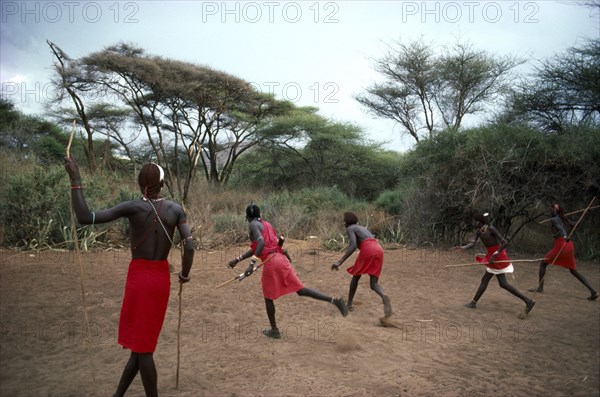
233,108 -> 401,199
48,40 -> 99,170
50,103 -> 138,171
502,37 -> 600,133
48,42 -> 288,202
356,39 -> 435,142
356,38 -> 522,143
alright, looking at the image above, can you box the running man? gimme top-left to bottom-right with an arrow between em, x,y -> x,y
455,213 -> 535,314
227,204 -> 348,339
529,204 -> 598,300
331,211 -> 392,317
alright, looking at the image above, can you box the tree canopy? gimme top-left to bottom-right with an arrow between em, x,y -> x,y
231,109 -> 401,200
501,37 -> 600,133
48,41 -> 293,202
356,38 -> 523,142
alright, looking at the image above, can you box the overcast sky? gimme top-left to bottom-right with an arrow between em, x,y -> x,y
1,1 -> 598,152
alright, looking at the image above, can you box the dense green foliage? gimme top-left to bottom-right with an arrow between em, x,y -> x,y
375,125 -> 600,257
231,118 -> 402,200
2,33 -> 599,260
0,162 -> 122,248
1,100 -> 72,162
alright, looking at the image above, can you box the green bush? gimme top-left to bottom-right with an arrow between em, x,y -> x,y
375,182 -> 414,215
212,213 -> 246,234
1,165 -> 70,247
289,186 -> 353,214
0,161 -> 125,249
30,135 -> 65,161
389,125 -> 600,250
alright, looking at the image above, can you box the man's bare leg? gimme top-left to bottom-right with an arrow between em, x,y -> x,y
113,352 -> 139,397
369,276 -> 392,317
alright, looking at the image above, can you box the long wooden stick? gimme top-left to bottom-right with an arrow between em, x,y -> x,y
216,262 -> 265,289
175,232 -> 189,388
66,127 -> 97,395
445,258 -> 546,269
537,196 -> 597,287
176,282 -> 183,389
216,255 -> 275,289
216,275 -> 243,289
538,205 -> 599,223
66,120 -> 76,159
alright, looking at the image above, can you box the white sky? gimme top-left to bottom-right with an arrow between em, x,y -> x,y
1,1 -> 598,152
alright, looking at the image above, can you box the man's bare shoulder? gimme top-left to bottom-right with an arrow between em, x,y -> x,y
163,199 -> 184,209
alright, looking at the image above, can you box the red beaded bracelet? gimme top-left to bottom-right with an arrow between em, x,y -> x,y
70,185 -> 83,190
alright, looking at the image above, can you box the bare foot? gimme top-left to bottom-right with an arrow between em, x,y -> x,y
333,298 -> 349,317
382,295 -> 392,317
464,301 -> 476,309
525,300 -> 536,315
380,316 -> 400,328
262,328 -> 281,339
588,292 -> 599,301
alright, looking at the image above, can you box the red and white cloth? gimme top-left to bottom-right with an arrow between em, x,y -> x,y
476,245 -> 514,274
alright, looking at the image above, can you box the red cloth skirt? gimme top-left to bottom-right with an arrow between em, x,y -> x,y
475,244 -> 511,270
544,237 -> 576,269
347,238 -> 384,278
261,253 -> 304,300
118,258 -> 170,353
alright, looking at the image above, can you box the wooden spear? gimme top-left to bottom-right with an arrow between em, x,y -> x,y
538,205 -> 599,223
176,282 -> 183,388
536,196 -> 597,288
216,254 -> 277,289
66,120 -> 76,159
216,262 -> 265,289
444,258 -> 546,269
66,120 -> 97,395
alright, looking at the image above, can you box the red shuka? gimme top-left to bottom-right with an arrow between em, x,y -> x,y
118,258 -> 170,353
346,238 -> 384,278
475,245 -> 511,270
544,237 -> 576,269
251,220 -> 304,300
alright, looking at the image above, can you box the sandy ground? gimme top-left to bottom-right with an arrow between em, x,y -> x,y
1,240 -> 599,397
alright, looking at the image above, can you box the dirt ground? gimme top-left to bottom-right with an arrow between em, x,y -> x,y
1,240 -> 598,397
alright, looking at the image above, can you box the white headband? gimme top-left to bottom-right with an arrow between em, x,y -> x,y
151,162 -> 164,181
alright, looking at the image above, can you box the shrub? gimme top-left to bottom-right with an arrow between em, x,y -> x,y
1,164 -> 70,247
0,157 -> 127,249
290,186 -> 353,214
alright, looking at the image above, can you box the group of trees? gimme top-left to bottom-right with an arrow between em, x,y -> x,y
379,125 -> 600,246
356,35 -> 600,141
46,40 -> 405,203
2,9 -> 598,252
355,34 -> 600,244
0,100 -> 66,159
502,37 -> 600,132
228,110 -> 401,200
48,40 -> 290,202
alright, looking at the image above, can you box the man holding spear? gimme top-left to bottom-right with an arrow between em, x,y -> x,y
454,213 -> 535,314
64,157 -> 194,397
529,203 -> 599,300
227,204 -> 348,339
